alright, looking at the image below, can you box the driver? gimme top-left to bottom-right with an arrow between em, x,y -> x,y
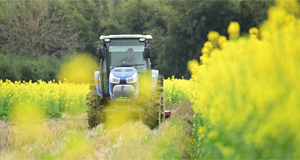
119,48 -> 138,64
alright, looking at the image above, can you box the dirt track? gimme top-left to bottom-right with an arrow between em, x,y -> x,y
0,103 -> 194,159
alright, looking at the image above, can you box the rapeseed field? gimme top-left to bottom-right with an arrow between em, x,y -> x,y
0,0 -> 299,158
189,0 -> 300,158
0,79 -> 88,120
0,79 -> 191,159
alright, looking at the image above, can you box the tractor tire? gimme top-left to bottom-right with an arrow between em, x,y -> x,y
86,89 -> 101,129
147,75 -> 165,129
157,75 -> 165,123
147,92 -> 160,129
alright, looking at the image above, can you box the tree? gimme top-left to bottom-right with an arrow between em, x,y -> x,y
0,0 -> 83,56
153,0 -> 273,78
60,0 -> 109,53
0,0 -> 274,80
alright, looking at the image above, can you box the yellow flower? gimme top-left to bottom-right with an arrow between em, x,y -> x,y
207,31 -> 220,48
249,27 -> 259,38
227,21 -> 240,40
201,47 -> 210,56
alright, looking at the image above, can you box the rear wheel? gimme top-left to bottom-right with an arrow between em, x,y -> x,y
157,75 -> 165,123
146,75 -> 165,129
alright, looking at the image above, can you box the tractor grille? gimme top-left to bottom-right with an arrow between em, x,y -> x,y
120,80 -> 126,84
119,80 -> 137,88
111,82 -> 137,93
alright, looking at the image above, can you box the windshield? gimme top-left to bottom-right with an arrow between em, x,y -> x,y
107,39 -> 146,72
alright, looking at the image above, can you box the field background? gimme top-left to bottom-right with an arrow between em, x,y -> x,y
0,79 -> 195,159
1,0 -> 300,159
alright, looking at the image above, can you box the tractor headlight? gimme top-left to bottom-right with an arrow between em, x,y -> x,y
109,73 -> 120,84
126,72 -> 138,84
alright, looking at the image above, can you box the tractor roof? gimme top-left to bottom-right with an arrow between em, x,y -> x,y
99,34 -> 152,40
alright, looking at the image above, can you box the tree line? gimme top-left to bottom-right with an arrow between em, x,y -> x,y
0,0 -> 274,80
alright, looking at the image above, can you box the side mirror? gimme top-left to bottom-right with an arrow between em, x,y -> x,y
98,47 -> 105,59
144,47 -> 151,58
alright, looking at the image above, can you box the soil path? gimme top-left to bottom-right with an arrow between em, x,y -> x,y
0,103 -> 194,159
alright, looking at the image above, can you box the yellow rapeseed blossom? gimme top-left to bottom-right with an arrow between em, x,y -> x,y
164,76 -> 194,106
188,0 -> 300,158
275,0 -> 300,15
58,54 -> 97,84
201,47 -> 210,57
207,31 -> 220,48
249,27 -> 259,38
218,36 -> 227,48
227,21 -> 240,40
0,80 -> 89,118
203,41 -> 213,50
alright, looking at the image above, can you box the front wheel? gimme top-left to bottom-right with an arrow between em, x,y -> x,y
86,90 -> 102,128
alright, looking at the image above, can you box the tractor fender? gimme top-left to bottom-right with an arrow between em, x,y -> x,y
151,70 -> 159,92
94,71 -> 103,98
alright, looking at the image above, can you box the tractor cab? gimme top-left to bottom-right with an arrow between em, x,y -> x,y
97,35 -> 153,99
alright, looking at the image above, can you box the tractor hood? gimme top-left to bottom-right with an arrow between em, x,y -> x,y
109,67 -> 139,99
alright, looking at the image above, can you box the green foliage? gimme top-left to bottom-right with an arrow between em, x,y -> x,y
0,0 -> 274,79
191,114 -> 202,158
58,0 -> 106,53
0,53 -> 59,82
146,117 -> 195,159
154,0 -> 274,78
192,113 -> 297,159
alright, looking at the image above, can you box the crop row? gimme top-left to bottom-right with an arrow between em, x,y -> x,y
0,80 -> 88,121
188,0 -> 300,159
0,78 -> 190,121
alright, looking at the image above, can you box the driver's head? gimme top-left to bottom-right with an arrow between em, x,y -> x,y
126,48 -> 134,59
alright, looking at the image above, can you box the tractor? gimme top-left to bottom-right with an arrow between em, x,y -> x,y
86,34 -> 170,129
